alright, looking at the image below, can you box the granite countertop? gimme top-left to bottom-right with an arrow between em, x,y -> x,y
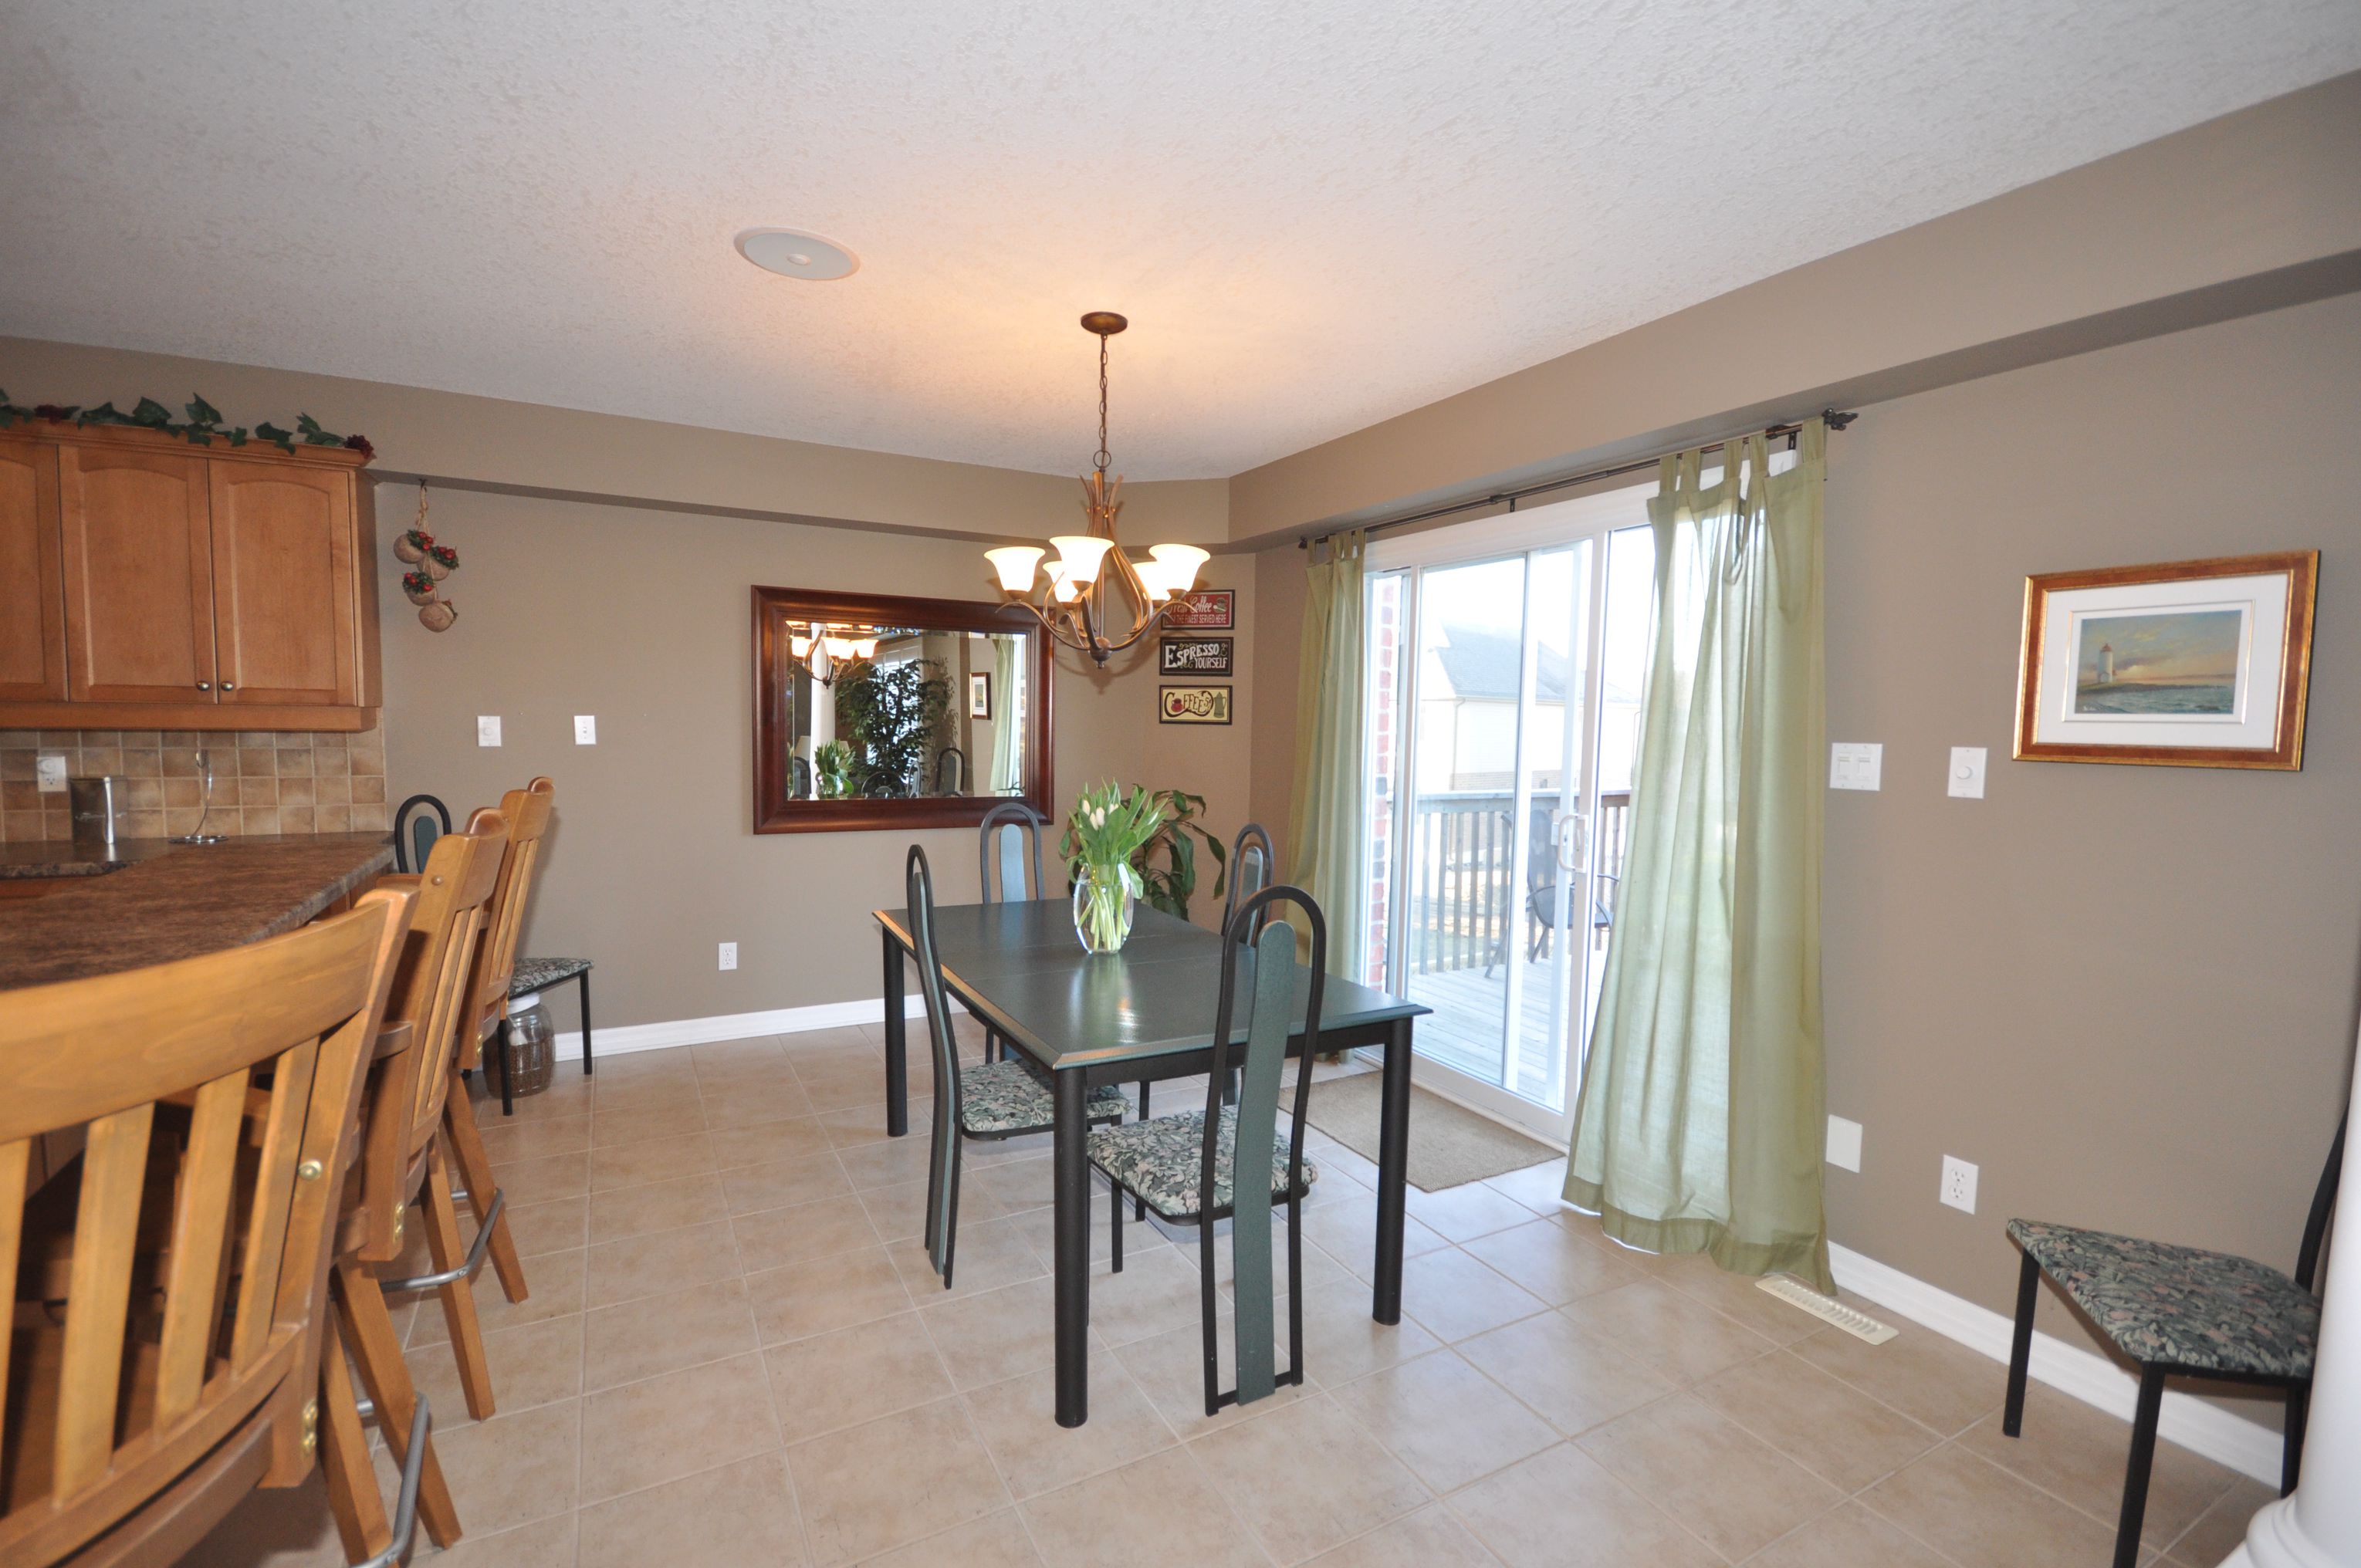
0,838 -> 181,879
0,833 -> 397,990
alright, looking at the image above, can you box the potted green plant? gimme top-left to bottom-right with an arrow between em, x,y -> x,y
1064,782 -> 1165,953
813,741 -> 855,800
836,657 -> 949,798
1060,786 -> 1229,922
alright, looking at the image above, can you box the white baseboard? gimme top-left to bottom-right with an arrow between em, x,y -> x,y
1828,1242 -> 2285,1486
546,994 -> 929,1061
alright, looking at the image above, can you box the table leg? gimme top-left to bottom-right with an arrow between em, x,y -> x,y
1372,1015 -> 1412,1324
883,931 -> 908,1139
1053,1066 -> 1091,1427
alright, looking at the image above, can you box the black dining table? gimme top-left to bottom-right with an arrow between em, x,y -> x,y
874,897 -> 1429,1427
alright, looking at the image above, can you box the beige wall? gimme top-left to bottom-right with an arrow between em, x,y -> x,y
1243,292 -> 2361,1403
0,335 -> 1232,546
1819,292 -> 2359,1386
375,482 -> 1258,1034
1227,71 -> 2361,546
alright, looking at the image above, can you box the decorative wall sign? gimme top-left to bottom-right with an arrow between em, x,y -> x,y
968,671 -> 992,719
1159,685 -> 1233,725
1159,636 -> 1233,677
2014,550 -> 2317,769
1164,589 -> 1234,630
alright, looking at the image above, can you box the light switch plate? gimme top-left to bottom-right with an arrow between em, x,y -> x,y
574,715 -> 597,745
35,753 -> 69,793
1940,1155 -> 1979,1214
718,941 -> 738,972
476,715 -> 502,748
1825,1116 -> 1863,1173
1829,742 -> 1882,790
1947,746 -> 1987,798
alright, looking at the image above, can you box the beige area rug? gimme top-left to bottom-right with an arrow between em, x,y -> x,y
1306,1072 -> 1563,1192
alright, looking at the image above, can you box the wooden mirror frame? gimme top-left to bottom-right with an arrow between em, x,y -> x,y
753,586 -> 1054,834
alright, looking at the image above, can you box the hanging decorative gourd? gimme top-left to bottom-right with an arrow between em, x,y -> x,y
396,481 -> 462,631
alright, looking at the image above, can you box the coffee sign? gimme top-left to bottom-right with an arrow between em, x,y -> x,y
1159,685 -> 1233,725
1163,589 -> 1234,630
1159,636 -> 1233,677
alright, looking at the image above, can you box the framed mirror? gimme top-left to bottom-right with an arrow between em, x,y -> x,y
753,586 -> 1054,833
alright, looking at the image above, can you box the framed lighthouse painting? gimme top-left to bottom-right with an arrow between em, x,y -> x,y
2014,550 -> 2318,770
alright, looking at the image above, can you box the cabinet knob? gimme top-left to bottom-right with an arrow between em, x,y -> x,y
196,681 -> 211,691
221,681 -> 236,692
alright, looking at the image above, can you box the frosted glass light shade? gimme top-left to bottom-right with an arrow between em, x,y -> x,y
790,634 -> 811,657
851,637 -> 879,659
985,546 -> 1044,593
1132,558 -> 1174,600
824,636 -> 857,660
1050,535 -> 1114,585
1149,543 -> 1209,591
1045,560 -> 1081,603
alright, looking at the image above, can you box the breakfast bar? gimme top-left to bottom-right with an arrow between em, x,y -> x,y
0,833 -> 397,991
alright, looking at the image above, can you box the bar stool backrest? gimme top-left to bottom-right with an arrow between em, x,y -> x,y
355,811 -> 509,1262
977,801 -> 1047,903
0,886 -> 411,1563
470,776 -> 554,1034
393,794 -> 453,876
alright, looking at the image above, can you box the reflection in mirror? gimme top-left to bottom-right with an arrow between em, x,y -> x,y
782,623 -> 1029,800
753,588 -> 1052,833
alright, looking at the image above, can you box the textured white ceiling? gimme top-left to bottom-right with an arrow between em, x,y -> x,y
3,2 -> 2356,479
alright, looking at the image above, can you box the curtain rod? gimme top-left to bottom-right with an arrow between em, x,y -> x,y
1295,408 -> 1859,549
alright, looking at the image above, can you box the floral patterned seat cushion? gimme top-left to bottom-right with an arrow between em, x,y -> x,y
1086,1108 -> 1317,1221
509,956 -> 592,996
958,1059 -> 1128,1136
2008,1218 -> 2319,1379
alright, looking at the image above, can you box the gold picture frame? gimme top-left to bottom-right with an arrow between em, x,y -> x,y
2014,550 -> 2318,770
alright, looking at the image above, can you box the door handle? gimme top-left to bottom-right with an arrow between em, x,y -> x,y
1556,811 -> 1588,872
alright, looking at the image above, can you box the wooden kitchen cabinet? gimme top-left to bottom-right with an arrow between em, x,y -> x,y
0,437 -> 67,701
0,422 -> 379,731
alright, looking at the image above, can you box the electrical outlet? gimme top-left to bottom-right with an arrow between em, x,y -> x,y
1825,1115 -> 1862,1173
1829,742 -> 1882,791
718,941 -> 738,972
574,715 -> 597,745
1940,1155 -> 1978,1214
35,752 -> 69,793
477,715 -> 502,748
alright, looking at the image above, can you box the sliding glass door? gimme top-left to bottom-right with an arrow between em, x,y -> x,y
1358,493 -> 1647,1142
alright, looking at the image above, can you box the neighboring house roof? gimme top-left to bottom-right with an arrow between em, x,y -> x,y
1431,624 -> 1637,705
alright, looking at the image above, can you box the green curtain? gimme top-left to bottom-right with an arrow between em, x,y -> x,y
1286,530 -> 1368,981
1564,421 -> 1832,1291
987,634 -> 1021,793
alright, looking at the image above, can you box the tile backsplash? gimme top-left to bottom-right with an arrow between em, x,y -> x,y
0,725 -> 389,842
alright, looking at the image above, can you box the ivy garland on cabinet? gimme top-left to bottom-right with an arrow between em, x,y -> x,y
0,390 -> 374,457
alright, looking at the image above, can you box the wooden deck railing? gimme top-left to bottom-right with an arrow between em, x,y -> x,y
1399,789 -> 1630,978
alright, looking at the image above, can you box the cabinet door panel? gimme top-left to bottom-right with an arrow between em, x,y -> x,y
0,438 -> 67,701
209,463 -> 357,706
59,445 -> 216,703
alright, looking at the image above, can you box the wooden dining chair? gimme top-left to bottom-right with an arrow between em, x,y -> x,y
1090,885 -> 1325,1416
316,809 -> 512,1561
906,845 -> 1129,1289
0,885 -> 413,1568
2003,1112 -> 2343,1568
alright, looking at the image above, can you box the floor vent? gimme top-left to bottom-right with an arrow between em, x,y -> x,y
1757,1276 -> 1898,1344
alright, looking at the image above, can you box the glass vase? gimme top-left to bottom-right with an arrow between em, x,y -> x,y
1072,863 -> 1136,954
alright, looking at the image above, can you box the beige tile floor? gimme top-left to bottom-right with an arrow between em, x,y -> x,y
188,1022 -> 2277,1568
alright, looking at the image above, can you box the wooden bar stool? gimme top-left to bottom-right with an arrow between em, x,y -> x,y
316,809 -> 513,1560
0,886 -> 413,1568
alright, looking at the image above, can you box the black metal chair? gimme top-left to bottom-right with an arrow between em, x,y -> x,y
1090,884 -> 1326,1416
2003,1112 -> 2344,1568
906,844 -> 1128,1289
389,791 -> 597,1076
1484,804 -> 1619,978
935,746 -> 969,796
972,803 -> 1050,1063
394,792 -> 452,874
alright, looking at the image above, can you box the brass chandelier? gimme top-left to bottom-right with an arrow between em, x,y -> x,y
986,312 -> 1208,665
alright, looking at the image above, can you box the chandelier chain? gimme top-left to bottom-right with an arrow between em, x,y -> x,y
1093,332 -> 1111,475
